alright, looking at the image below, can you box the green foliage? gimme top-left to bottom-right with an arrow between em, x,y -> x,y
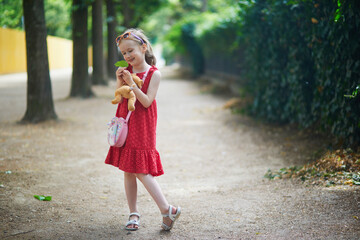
162,14 -> 208,73
198,16 -> 243,76
0,0 -> 23,29
240,0 -> 360,147
180,22 -> 205,76
45,0 -> 72,39
0,0 -> 72,39
309,0 -> 360,147
157,0 -> 238,74
127,0 -> 360,147
116,0 -> 166,31
344,85 -> 360,99
241,0 -> 316,125
143,0 -> 359,147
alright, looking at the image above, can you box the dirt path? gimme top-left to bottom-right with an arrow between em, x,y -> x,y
0,67 -> 359,239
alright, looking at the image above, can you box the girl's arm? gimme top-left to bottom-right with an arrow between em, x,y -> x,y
125,70 -> 161,108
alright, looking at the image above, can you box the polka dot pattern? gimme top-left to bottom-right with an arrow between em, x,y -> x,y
105,65 -> 164,176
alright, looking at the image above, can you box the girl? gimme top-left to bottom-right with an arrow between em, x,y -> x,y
105,29 -> 181,231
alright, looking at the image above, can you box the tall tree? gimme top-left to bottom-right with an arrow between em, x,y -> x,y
91,0 -> 107,85
21,0 -> 57,123
70,0 -> 93,97
106,0 -> 118,80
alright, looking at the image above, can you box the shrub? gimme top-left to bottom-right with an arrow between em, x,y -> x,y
240,0 -> 360,147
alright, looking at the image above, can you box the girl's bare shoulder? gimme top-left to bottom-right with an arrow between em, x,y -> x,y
151,69 -> 161,81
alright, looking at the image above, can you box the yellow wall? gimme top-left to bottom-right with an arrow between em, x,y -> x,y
47,34 -> 73,70
0,28 -> 92,74
0,28 -> 27,74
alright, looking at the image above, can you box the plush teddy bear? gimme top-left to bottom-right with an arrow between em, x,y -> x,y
111,74 -> 143,111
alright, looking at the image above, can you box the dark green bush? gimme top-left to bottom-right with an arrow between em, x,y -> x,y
309,0 -> 360,146
241,0 -> 360,147
198,18 -> 242,76
165,0 -> 360,147
181,23 -> 205,76
241,0 -> 317,124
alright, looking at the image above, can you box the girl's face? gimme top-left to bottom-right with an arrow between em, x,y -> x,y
118,39 -> 146,67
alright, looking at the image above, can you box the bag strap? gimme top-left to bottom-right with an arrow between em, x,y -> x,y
125,110 -> 132,121
125,66 -> 152,121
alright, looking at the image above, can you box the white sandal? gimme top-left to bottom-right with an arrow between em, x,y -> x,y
161,205 -> 181,231
125,212 -> 140,231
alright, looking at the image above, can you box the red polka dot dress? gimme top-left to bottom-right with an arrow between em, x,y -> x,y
105,65 -> 164,176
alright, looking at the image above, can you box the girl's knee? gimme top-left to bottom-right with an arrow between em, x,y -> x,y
124,172 -> 151,181
134,173 -> 151,181
124,172 -> 137,178
134,173 -> 144,179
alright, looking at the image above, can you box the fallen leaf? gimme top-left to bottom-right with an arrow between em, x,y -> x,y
34,195 -> 52,201
311,18 -> 319,24
344,180 -> 353,186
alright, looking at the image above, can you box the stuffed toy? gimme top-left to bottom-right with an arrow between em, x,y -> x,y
111,74 -> 143,111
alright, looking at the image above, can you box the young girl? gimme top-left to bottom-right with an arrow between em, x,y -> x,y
105,29 -> 181,231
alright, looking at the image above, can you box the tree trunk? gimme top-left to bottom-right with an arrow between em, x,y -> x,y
70,0 -> 93,98
92,0 -> 107,85
106,0 -> 118,80
21,0 -> 57,123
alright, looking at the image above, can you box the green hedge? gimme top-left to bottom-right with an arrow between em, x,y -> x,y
198,18 -> 243,76
241,0 -> 360,147
165,0 -> 360,147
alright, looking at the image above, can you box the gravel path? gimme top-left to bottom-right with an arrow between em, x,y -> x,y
0,66 -> 359,239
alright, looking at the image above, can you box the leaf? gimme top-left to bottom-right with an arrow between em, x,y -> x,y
311,18 -> 319,24
334,9 -> 341,22
114,60 -> 128,68
34,195 -> 52,201
353,181 -> 360,185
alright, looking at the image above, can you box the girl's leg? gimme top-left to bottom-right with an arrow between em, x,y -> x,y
124,172 -> 139,229
135,174 -> 178,227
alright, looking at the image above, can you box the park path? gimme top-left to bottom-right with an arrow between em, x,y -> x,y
0,66 -> 359,239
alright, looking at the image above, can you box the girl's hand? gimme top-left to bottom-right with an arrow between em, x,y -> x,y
121,70 -> 134,86
116,67 -> 126,82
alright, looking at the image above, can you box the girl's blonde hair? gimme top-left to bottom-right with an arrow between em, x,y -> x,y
116,28 -> 157,66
